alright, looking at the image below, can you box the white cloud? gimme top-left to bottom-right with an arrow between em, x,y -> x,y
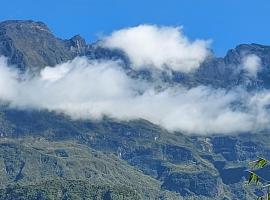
0,57 -> 19,101
242,54 -> 261,77
1,56 -> 270,135
101,25 -> 210,73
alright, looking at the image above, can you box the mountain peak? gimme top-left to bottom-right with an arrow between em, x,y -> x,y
0,20 -> 74,72
66,34 -> 87,54
0,20 -> 51,34
70,35 -> 86,44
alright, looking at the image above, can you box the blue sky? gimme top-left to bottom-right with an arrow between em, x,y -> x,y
0,0 -> 270,56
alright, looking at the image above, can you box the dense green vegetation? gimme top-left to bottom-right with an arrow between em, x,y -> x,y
0,137 -> 172,199
0,179 -> 140,200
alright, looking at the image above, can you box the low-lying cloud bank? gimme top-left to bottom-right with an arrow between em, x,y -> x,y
0,54 -> 269,135
0,24 -> 268,135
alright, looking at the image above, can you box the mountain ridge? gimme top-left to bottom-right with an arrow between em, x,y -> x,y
1,20 -> 270,90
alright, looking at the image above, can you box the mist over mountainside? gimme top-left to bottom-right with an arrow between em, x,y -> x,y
0,20 -> 270,199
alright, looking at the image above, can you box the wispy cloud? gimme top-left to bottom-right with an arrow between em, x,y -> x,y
241,54 -> 261,77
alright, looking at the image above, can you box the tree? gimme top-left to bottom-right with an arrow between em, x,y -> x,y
247,157 -> 270,199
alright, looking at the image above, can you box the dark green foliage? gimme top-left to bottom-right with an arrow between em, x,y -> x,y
0,138 -> 166,199
246,157 -> 270,199
161,171 -> 220,197
248,172 -> 259,185
0,179 -> 140,200
254,158 -> 268,169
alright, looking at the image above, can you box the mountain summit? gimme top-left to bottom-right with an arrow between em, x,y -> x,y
0,20 -> 127,74
0,20 -> 75,72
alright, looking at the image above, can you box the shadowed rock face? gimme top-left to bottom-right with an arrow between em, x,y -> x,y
161,171 -> 220,197
171,43 -> 270,89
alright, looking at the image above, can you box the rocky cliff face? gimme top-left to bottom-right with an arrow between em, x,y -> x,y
195,43 -> 270,89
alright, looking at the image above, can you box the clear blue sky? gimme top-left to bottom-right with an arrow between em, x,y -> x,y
0,0 -> 269,56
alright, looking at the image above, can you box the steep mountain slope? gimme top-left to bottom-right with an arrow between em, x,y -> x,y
0,137 -> 173,199
194,43 -> 270,89
0,107 -> 259,199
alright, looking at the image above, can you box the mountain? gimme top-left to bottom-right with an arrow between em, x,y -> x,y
1,20 -> 268,88
0,20 -> 74,73
0,20 -> 270,199
0,20 -> 126,74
